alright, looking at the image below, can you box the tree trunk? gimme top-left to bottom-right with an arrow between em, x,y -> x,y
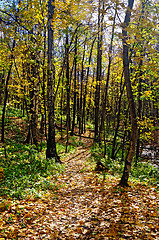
120,0 -> 137,187
71,35 -> 77,136
136,59 -> 142,162
60,74 -> 64,139
111,72 -> 124,160
66,29 -> 70,153
94,0 -> 103,141
42,25 -> 47,141
30,50 -> 39,147
0,71 -> 5,106
87,67 -> 95,121
1,39 -> 15,142
82,37 -> 96,133
46,0 -> 60,162
80,42 -> 86,135
1,62 -> 13,142
135,1 -> 146,162
99,7 -> 117,142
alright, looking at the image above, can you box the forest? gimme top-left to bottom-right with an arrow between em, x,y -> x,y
0,0 -> 159,239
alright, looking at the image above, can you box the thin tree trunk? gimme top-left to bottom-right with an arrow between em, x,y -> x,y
136,60 -> 142,162
77,67 -> 80,125
60,74 -> 64,139
135,1 -> 146,162
0,71 -> 5,106
71,35 -> 77,136
46,0 -> 60,162
82,37 -> 96,133
30,51 -> 39,147
1,62 -> 13,142
111,72 -> 124,160
1,39 -> 15,142
120,0 -> 137,187
42,26 -> 47,141
94,0 -> 103,141
99,7 -> 117,142
87,67 -> 95,121
66,29 -> 70,153
80,42 -> 86,135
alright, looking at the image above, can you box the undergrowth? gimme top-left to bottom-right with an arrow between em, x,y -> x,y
0,106 -> 77,199
0,106 -> 158,201
0,141 -> 66,199
90,143 -> 159,188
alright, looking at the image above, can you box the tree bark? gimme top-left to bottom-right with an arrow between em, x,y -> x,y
46,0 -> 60,162
111,72 -> 125,160
1,39 -> 15,142
1,62 -> 13,143
82,37 -> 96,133
99,7 -> 117,142
42,25 -> 47,141
71,35 -> 77,136
30,50 -> 39,147
120,0 -> 137,187
94,0 -> 103,141
66,29 -> 70,153
135,1 -> 146,162
0,71 -> 5,106
79,42 -> 86,135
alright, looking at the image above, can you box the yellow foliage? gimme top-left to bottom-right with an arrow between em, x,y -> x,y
145,90 -> 152,98
0,167 -> 3,181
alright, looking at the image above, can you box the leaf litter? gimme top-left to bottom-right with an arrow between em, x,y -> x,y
0,138 -> 158,239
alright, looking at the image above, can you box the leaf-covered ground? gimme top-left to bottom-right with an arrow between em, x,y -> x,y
0,138 -> 159,239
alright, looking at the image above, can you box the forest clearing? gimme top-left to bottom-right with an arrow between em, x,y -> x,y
0,0 -> 159,239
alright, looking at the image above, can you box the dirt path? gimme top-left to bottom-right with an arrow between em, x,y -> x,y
0,138 -> 159,239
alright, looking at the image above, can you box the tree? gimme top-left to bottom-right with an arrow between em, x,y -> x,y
71,34 -> 78,136
0,4 -> 16,142
120,0 -> 137,187
46,0 -> 60,162
1,39 -> 15,142
94,0 -> 104,141
99,4 -> 117,143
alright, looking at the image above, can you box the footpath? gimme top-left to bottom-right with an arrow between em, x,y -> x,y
0,138 -> 158,239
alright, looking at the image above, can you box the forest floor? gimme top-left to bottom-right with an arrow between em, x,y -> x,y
0,136 -> 159,240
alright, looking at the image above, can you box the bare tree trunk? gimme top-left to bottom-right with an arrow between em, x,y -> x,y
120,0 -> 137,187
87,67 -> 95,121
135,1 -> 147,162
1,40 -> 15,142
99,7 -> 117,142
82,37 -> 96,133
46,0 -> 60,162
1,63 -> 13,142
136,59 -> 142,162
30,50 -> 39,147
66,29 -> 70,153
71,35 -> 77,135
60,74 -> 64,139
80,42 -> 86,135
94,0 -> 103,141
111,72 -> 124,160
25,47 -> 39,147
0,71 -> 5,106
42,26 -> 47,141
